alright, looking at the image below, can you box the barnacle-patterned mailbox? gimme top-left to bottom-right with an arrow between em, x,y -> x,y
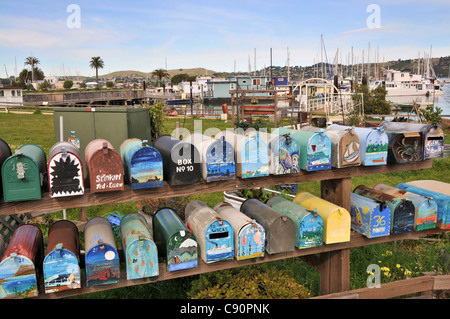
1,144 -> 47,202
120,138 -> 164,190
328,125 -> 388,166
43,220 -> 81,293
380,122 -> 444,160
120,213 -> 159,280
184,134 -> 236,183
397,183 -> 450,229
266,196 -> 324,249
84,217 -> 120,287
293,192 -> 351,244
85,139 -> 125,193
0,224 -> 43,299
48,141 -> 85,198
350,192 -> 391,238
378,122 -> 423,163
152,207 -> 198,271
153,135 -> 201,186
278,127 -> 331,171
0,138 -> 12,195
185,200 -> 234,263
240,198 -> 295,254
213,202 -> 265,260
353,185 -> 415,234
373,183 -> 437,231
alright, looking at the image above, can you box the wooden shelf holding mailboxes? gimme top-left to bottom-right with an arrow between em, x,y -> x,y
0,159 -> 444,299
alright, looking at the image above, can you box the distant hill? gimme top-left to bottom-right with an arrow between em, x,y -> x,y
99,68 -> 217,80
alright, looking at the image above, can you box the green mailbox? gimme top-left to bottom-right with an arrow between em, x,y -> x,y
53,107 -> 151,173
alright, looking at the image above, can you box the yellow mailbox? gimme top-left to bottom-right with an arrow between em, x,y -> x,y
293,191 -> 351,244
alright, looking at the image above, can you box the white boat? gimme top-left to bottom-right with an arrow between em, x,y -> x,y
371,70 -> 443,97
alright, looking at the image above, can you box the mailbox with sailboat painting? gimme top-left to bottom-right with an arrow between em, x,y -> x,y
328,125 -> 388,166
324,127 -> 360,168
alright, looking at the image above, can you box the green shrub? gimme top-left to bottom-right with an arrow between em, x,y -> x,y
188,265 -> 310,299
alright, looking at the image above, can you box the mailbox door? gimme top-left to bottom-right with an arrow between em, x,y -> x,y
388,133 -> 423,163
167,231 -> 198,271
204,220 -> 234,263
298,213 -> 324,248
423,126 -> 444,159
85,243 -> 120,287
0,255 -> 38,298
237,133 -> 269,178
351,193 -> 390,238
237,223 -> 265,260
129,147 -> 164,190
48,152 -> 84,197
306,133 -> 331,171
203,139 -> 236,182
88,149 -> 125,193
44,248 -> 81,293
125,239 -> 158,280
362,129 -> 388,166
270,135 -> 300,175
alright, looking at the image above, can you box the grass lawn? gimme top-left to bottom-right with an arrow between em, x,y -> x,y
0,111 -> 449,299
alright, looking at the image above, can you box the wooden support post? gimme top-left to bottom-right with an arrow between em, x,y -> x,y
317,177 -> 352,294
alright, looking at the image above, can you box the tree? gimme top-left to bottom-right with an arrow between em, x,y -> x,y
18,68 -> 44,84
63,80 -> 74,89
152,68 -> 169,86
24,56 -> 40,83
171,73 -> 189,85
89,56 -> 104,83
106,81 -> 114,88
349,83 -> 391,125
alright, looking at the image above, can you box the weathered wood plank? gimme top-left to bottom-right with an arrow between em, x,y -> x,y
0,160 -> 433,216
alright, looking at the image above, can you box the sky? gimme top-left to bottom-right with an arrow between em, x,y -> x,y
0,0 -> 449,78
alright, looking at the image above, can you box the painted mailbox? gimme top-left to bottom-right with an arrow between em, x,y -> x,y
397,183 -> 450,229
323,127 -> 361,168
0,138 -> 12,195
293,192 -> 351,244
153,135 -> 201,186
278,127 -> 331,171
84,217 -> 120,287
378,122 -> 423,163
266,196 -> 324,249
184,134 -> 236,183
120,138 -> 164,190
213,202 -> 265,260
380,122 -> 444,160
234,131 -> 269,178
48,141 -> 84,198
350,192 -> 391,238
85,139 -> 125,193
152,207 -> 198,271
240,198 -> 296,254
1,144 -> 47,202
353,185 -> 415,234
405,180 -> 450,196
185,200 -> 234,263
373,183 -> 437,231
328,125 -> 388,166
0,224 -> 43,299
43,220 -> 81,293
264,131 -> 301,175
120,213 -> 159,280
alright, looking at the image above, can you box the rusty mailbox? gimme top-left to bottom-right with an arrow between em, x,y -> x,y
84,217 -> 120,287
184,134 -> 236,183
293,192 -> 351,244
1,144 -> 47,202
380,122 -> 444,160
397,183 -> 450,230
378,122 -> 423,163
266,196 -> 324,249
85,139 -> 125,193
328,124 -> 388,166
48,141 -> 85,198
350,192 -> 391,238
120,138 -> 164,190
43,220 -> 81,294
153,135 -> 201,186
240,198 -> 295,254
0,138 -> 12,195
373,183 -> 437,231
152,207 -> 198,271
213,202 -> 265,261
0,224 -> 43,299
120,213 -> 159,280
185,200 -> 234,263
353,185 -> 415,234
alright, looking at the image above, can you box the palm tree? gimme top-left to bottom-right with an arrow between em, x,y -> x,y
89,57 -> 104,83
152,68 -> 170,87
24,56 -> 40,83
